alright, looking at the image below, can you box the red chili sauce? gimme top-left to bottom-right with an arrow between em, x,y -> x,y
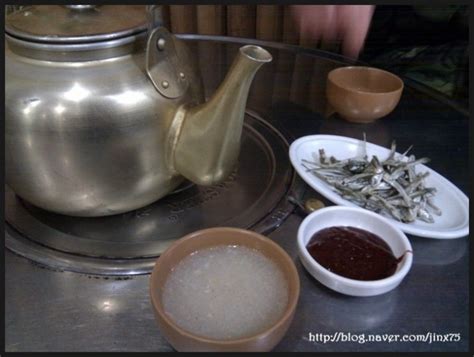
306,226 -> 403,281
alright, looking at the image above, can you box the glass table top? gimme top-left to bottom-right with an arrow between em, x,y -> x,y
5,35 -> 469,352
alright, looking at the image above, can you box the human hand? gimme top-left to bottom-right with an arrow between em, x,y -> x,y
289,5 -> 375,59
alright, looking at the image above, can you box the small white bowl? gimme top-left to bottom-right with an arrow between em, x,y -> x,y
297,206 -> 413,297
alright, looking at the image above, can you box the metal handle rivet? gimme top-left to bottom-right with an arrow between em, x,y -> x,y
157,38 -> 166,51
161,81 -> 169,89
179,72 -> 185,79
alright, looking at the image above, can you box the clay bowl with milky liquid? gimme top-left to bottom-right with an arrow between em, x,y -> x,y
326,66 -> 404,123
149,227 -> 300,352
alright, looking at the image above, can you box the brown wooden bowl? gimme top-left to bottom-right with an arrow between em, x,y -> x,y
149,227 -> 300,352
326,66 -> 404,123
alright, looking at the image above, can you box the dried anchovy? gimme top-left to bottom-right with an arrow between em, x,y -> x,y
303,139 -> 441,223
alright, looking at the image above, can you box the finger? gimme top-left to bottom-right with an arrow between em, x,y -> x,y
340,5 -> 374,59
289,5 -> 325,46
320,6 -> 341,53
320,5 -> 338,44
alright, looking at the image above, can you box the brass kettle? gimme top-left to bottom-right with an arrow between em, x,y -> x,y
5,5 -> 272,216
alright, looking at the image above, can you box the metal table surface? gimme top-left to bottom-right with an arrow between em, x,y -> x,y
4,35 -> 470,352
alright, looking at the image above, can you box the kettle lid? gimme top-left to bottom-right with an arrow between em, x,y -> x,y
5,5 -> 148,43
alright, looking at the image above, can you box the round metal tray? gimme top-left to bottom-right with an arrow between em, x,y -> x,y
5,111 -> 305,275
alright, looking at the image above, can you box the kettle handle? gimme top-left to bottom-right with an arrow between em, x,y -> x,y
146,5 -> 164,37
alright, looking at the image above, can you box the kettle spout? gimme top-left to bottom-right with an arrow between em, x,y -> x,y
172,45 -> 272,186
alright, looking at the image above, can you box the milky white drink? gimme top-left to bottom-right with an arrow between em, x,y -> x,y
162,245 -> 289,340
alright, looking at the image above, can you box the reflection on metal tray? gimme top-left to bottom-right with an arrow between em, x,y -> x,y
5,110 -> 305,276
